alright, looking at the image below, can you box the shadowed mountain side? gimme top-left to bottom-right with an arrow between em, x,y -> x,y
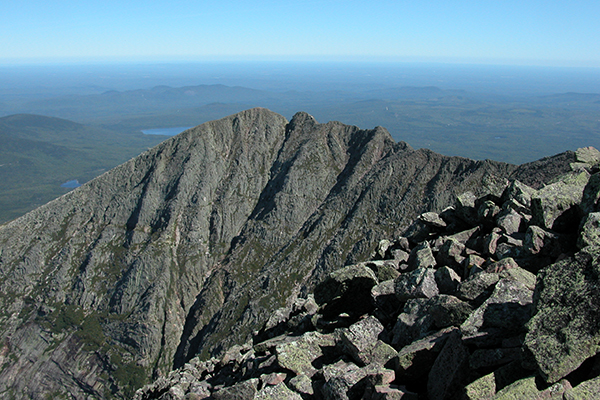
0,108 -> 575,399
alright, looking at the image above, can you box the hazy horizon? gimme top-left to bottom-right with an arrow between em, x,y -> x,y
3,1 -> 599,68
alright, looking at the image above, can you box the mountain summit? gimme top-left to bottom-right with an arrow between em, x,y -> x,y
0,108 -> 575,398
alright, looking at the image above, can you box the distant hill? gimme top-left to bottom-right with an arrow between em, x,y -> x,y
0,114 -> 166,223
3,84 -> 600,165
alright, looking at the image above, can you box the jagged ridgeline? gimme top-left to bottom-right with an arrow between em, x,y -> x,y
0,108 -> 577,398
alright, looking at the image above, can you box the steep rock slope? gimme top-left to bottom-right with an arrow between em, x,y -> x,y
0,108 -> 573,398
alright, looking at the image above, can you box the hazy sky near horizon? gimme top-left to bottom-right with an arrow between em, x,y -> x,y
2,1 -> 599,67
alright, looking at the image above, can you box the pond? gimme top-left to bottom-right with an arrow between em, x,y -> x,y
141,127 -> 194,136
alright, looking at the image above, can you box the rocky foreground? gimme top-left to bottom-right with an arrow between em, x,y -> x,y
136,147 -> 600,399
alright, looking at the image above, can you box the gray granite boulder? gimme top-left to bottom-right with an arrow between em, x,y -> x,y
395,267 -> 439,302
524,245 -> 600,384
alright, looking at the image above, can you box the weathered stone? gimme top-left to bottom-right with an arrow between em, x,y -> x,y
419,212 -> 447,228
469,347 -> 522,370
483,231 -> 502,256
371,385 -> 418,400
524,245 -> 600,384
461,278 -> 533,336
314,264 -> 378,318
564,376 -> 600,400
575,146 -> 600,165
391,249 -> 410,264
404,220 -> 436,245
287,375 -> 314,396
456,272 -> 500,306
427,330 -> 469,400
211,379 -> 258,400
341,316 -> 389,366
260,372 -> 287,387
275,331 -> 337,377
523,225 -> 564,259
501,179 -> 537,209
376,239 -> 393,259
362,364 -> 396,385
254,382 -> 303,400
372,279 -> 402,320
395,236 -> 411,252
367,261 -> 401,281
407,242 -> 437,270
478,199 -> 501,221
395,267 -> 439,302
531,180 -> 585,232
455,191 -> 478,224
490,376 -> 538,400
577,212 -> 600,249
448,226 -> 481,247
463,373 -> 496,400
486,257 -> 519,273
498,266 -> 537,290
497,208 -> 523,235
429,295 -> 473,329
580,173 -> 600,214
392,298 -> 435,349
436,237 -> 466,269
491,376 -> 570,400
188,381 -> 211,398
321,360 -> 367,400
434,266 -> 462,295
396,327 -> 455,382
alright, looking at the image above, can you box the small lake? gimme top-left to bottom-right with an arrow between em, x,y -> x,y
141,127 -> 194,136
61,180 -> 81,188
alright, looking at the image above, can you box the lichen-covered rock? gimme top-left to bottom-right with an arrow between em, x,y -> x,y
580,173 -> 600,214
392,298 -> 435,348
254,382 -> 303,400
564,376 -> 600,400
436,238 -> 466,270
496,209 -> 523,235
395,267 -> 439,301
460,278 -> 533,336
463,373 -> 496,400
320,360 -> 367,400
340,316 -> 385,365
427,330 -> 469,400
275,331 -> 337,377
434,266 -> 462,295
531,180 -> 585,232
314,264 -> 379,318
429,295 -> 472,329
456,272 -> 500,306
396,327 -> 455,382
577,212 -> 600,249
211,379 -> 258,400
525,245 -> 600,384
501,179 -> 537,209
407,242 -> 437,270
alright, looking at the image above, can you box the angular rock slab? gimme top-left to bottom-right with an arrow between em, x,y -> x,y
427,330 -> 469,400
525,245 -> 600,384
275,331 -> 337,378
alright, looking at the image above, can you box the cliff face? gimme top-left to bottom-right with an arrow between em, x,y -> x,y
0,108 -> 574,398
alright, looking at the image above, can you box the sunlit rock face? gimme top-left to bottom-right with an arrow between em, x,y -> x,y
0,108 -> 577,398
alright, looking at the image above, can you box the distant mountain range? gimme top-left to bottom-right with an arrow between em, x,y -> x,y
0,109 -> 576,398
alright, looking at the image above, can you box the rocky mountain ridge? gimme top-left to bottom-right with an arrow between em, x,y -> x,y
135,147 -> 600,399
0,108 -> 581,398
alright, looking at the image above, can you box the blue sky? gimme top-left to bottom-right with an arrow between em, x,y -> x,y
2,0 -> 599,67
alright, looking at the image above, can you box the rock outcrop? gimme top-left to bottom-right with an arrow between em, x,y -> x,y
0,108 -> 585,398
134,148 -> 600,399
